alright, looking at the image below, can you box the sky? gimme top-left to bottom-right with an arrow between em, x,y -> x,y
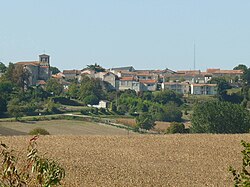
0,0 -> 250,71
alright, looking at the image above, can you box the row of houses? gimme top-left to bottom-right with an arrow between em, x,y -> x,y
60,66 -> 242,95
11,54 -> 244,96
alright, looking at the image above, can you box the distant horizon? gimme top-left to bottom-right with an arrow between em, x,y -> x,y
1,1 -> 250,71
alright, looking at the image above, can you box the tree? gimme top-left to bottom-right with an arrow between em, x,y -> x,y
0,62 -> 7,73
0,97 -> 7,116
191,101 -> 250,133
83,94 -> 99,105
209,77 -> 231,100
86,63 -> 105,72
136,112 -> 155,130
50,66 -> 61,75
243,68 -> 250,86
153,90 -> 183,106
68,82 -> 79,99
79,75 -> 104,101
154,102 -> 182,122
233,64 -> 248,72
45,79 -> 63,96
165,122 -> 186,134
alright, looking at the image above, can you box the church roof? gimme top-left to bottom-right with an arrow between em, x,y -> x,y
15,61 -> 40,66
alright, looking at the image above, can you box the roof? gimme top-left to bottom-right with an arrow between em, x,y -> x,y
212,70 -> 243,74
63,70 -> 81,75
163,82 -> 189,85
15,61 -> 40,66
206,68 -> 220,73
139,80 -> 157,84
176,70 -> 201,75
119,77 -> 136,81
36,80 -> 47,85
111,66 -> 135,72
192,84 -> 217,87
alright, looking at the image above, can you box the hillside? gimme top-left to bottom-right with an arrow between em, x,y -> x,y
0,134 -> 247,186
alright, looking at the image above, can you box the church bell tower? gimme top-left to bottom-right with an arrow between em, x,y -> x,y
39,54 -> 50,66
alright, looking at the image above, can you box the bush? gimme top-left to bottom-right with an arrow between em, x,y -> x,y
90,107 -> 99,115
0,137 -> 65,186
80,107 -> 92,115
165,122 -> 186,134
230,140 -> 250,186
29,128 -> 50,135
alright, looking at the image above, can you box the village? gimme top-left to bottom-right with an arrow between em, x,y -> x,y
6,53 -> 244,96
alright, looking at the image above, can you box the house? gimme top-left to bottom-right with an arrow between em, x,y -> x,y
207,69 -> 244,83
118,77 -> 143,92
190,84 -> 217,95
62,69 -> 81,80
89,100 -> 110,109
94,72 -> 118,90
111,66 -> 135,73
139,79 -> 158,91
15,54 -> 51,86
162,82 -> 190,94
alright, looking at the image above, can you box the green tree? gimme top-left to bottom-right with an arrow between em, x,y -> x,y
243,68 -> 250,86
86,63 -> 105,72
0,62 -> 7,73
165,122 -> 186,134
191,101 -> 250,133
136,112 -> 155,130
50,66 -> 60,74
0,97 -> 7,116
79,75 -> 104,101
46,79 -> 64,96
68,82 -> 79,99
153,90 -> 183,106
209,77 -> 231,100
83,94 -> 99,105
233,64 -> 248,72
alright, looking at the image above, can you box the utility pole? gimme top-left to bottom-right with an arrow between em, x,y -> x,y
193,41 -> 196,70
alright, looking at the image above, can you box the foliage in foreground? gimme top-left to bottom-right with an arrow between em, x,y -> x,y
230,140 -> 250,186
0,137 -> 65,186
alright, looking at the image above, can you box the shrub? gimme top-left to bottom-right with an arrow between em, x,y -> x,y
230,140 -> 250,186
90,107 -> 99,115
0,137 -> 65,186
80,107 -> 92,115
29,128 -> 50,135
165,122 -> 186,134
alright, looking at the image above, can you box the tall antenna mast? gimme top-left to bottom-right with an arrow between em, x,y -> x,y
193,41 -> 196,70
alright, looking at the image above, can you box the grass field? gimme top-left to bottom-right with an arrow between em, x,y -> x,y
0,120 -> 134,136
0,134 -> 248,186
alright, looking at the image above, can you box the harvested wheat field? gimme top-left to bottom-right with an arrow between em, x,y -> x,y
0,120 -> 134,136
0,134 -> 249,186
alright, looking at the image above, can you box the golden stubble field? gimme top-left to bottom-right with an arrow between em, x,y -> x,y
0,134 -> 248,187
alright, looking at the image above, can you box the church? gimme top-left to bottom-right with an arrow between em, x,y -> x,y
15,54 -> 51,86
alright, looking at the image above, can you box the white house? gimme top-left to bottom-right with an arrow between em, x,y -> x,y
190,84 -> 217,95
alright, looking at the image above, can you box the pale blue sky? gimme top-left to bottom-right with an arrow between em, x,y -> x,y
1,0 -> 250,71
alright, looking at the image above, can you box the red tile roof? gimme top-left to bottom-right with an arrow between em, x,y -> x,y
192,84 -> 217,87
15,61 -> 40,66
120,77 -> 135,81
139,79 -> 157,84
36,80 -> 46,85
